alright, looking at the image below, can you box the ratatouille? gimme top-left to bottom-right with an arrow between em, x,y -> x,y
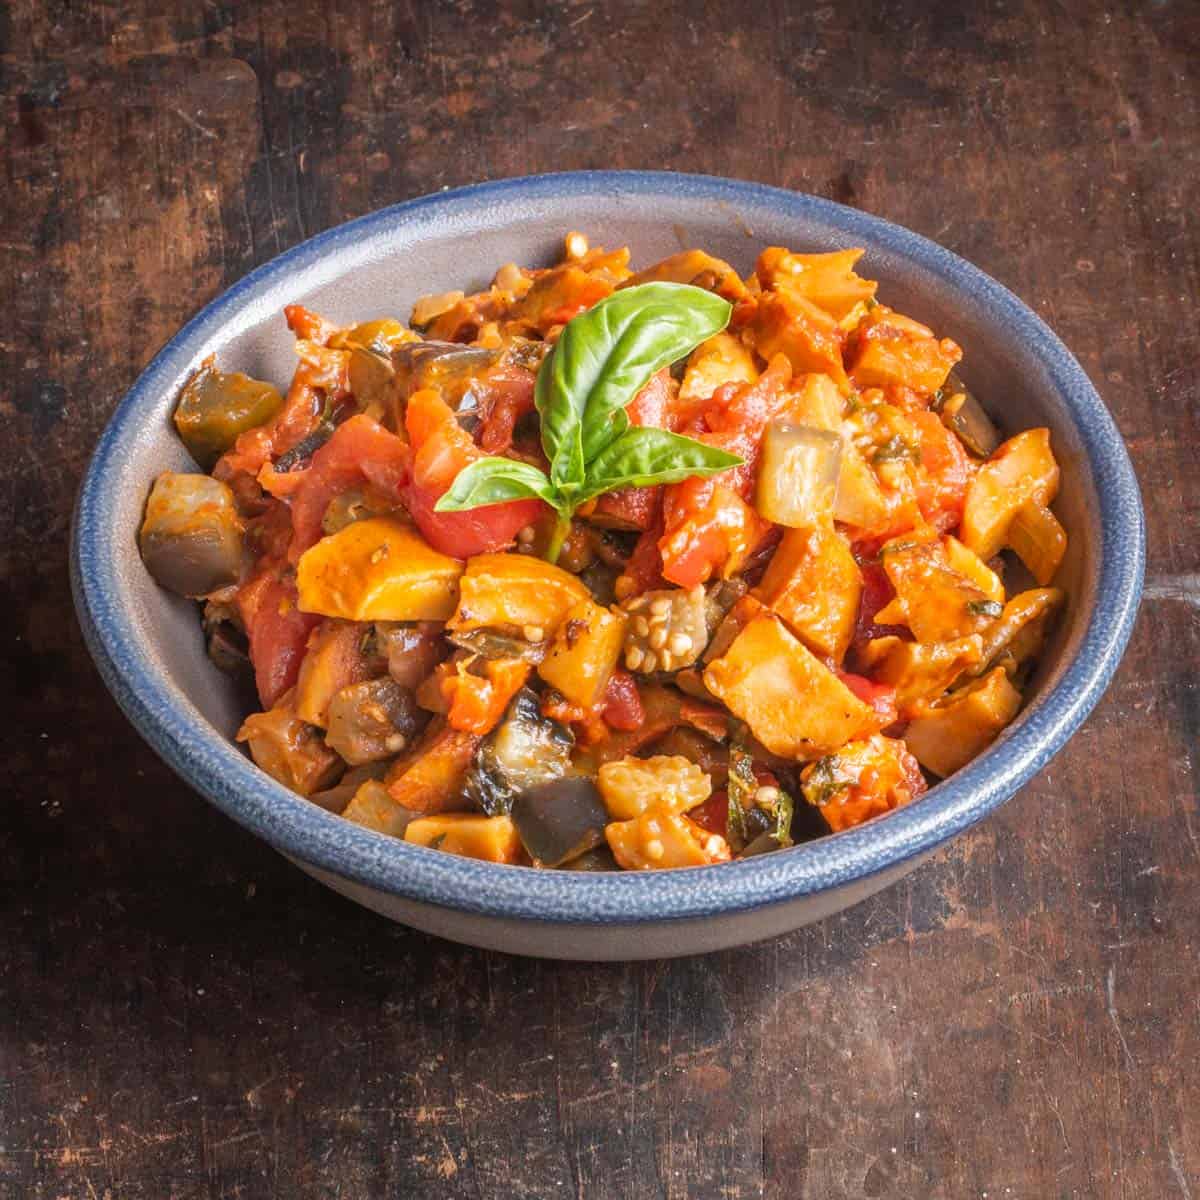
139,233 -> 1067,871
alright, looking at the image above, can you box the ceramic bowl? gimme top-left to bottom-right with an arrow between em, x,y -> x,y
71,171 -> 1144,959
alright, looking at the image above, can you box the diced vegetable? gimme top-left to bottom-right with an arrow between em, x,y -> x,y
1007,499 -> 1068,585
325,677 -> 424,764
756,247 -> 877,322
942,535 -> 1005,603
754,420 -> 842,528
173,358 -> 284,469
619,586 -> 708,674
857,634 -> 984,714
309,763 -> 390,816
405,813 -> 523,863
679,331 -> 759,405
834,440 -> 895,533
702,614 -> 878,759
937,378 -> 1000,458
341,778 -> 423,836
749,290 -> 849,389
294,620 -> 377,727
848,307 -> 962,395
621,250 -> 748,302
511,777 -> 609,867
296,517 -> 464,621
960,429 -> 1060,560
800,734 -> 926,833
444,657 -> 531,735
903,667 -> 1022,777
449,627 -> 549,664
971,588 -> 1064,679
597,755 -> 712,820
754,525 -> 862,663
449,553 -> 591,637
139,472 -> 244,597
462,688 -> 574,815
659,484 -> 772,589
880,538 -> 1000,643
236,691 -> 343,796
376,621 -> 448,689
605,807 -> 731,870
384,721 -> 480,813
536,598 -> 627,708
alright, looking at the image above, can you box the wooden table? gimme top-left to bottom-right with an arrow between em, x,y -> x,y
4,2 -> 1197,1196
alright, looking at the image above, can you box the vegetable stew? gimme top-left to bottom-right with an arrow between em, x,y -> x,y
139,233 -> 1067,871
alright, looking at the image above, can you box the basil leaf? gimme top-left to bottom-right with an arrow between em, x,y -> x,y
536,282 -> 732,486
579,427 -> 743,500
433,457 -> 559,512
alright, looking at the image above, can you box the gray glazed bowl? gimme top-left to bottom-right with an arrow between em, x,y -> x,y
72,172 -> 1144,959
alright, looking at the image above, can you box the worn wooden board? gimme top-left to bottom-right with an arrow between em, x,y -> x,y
1,1 -> 1197,1196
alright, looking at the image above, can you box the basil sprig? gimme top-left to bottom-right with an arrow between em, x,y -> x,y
434,282 -> 743,561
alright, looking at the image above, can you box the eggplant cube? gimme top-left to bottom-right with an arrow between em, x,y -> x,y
139,472 -> 243,597
512,777 -> 609,868
755,420 -> 842,529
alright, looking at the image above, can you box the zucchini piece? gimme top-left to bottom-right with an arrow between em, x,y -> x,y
937,379 -> 1000,458
755,420 -> 842,528
1006,499 -> 1067,585
597,755 -> 711,821
961,429 -> 1060,560
173,357 -> 283,469
236,692 -> 343,797
619,586 -> 707,675
605,809 -> 731,870
903,668 -> 1021,777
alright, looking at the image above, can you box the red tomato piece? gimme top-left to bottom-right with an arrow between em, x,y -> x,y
259,414 -> 410,561
237,570 -> 321,709
659,483 -> 772,589
837,670 -> 900,730
910,409 -> 973,530
404,389 -> 546,557
600,670 -> 644,731
688,790 -> 729,837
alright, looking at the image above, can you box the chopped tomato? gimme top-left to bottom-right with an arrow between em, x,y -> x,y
909,409 -> 973,531
444,658 -> 531,735
284,303 -> 339,345
853,560 -> 910,644
237,569 -> 321,708
600,670 -> 644,731
624,368 -> 675,429
659,483 -> 772,589
404,388 -> 545,556
700,354 -> 793,438
837,671 -> 900,730
616,509 -> 667,596
259,414 -> 410,561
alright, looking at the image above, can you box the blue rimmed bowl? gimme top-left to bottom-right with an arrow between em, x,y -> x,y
71,171 -> 1144,959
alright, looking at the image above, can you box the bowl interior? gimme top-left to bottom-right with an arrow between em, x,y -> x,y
75,173 -> 1141,924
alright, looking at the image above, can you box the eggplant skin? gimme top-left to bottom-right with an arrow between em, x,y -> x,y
463,688 -> 573,816
511,777 -> 609,868
139,472 -> 244,597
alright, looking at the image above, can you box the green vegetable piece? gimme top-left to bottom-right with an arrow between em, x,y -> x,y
436,283 -> 743,564
173,357 -> 283,469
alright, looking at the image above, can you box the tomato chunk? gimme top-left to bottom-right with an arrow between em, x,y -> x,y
403,389 -> 545,556
237,569 -> 321,708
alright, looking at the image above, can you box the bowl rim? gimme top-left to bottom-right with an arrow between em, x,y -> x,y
72,170 -> 1144,925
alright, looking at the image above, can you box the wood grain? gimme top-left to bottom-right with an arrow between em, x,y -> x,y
2,1 -> 1197,1196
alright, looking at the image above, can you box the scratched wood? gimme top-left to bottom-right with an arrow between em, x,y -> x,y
2,1 -> 1197,1196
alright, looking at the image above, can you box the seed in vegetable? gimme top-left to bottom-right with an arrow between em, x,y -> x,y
517,524 -> 536,545
649,597 -> 671,616
634,616 -> 650,638
641,650 -> 657,672
649,627 -> 668,650
625,646 -> 645,671
523,625 -> 546,643
668,633 -> 693,657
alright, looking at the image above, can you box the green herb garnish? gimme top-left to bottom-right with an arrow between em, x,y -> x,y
434,283 -> 743,562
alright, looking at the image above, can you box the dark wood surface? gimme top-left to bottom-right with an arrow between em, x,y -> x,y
3,2 -> 1197,1196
